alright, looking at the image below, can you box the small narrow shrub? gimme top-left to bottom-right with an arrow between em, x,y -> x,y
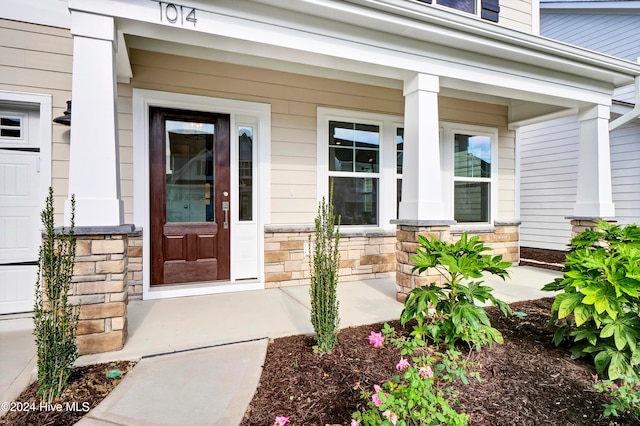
33,187 -> 79,403
401,233 -> 512,350
543,220 -> 640,380
309,188 -> 341,354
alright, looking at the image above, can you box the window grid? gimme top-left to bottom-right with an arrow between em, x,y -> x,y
0,116 -> 22,139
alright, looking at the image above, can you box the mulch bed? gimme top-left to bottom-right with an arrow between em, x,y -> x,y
520,247 -> 567,271
242,298 -> 637,425
0,360 -> 136,426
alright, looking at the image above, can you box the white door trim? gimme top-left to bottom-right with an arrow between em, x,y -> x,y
0,91 -> 52,314
132,89 -> 270,300
0,91 -> 52,212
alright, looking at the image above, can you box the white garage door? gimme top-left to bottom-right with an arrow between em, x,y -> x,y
0,111 -> 40,314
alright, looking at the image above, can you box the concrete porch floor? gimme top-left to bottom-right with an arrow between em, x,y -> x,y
1,266 -> 561,424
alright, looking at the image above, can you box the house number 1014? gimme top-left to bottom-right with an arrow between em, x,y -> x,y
158,2 -> 197,27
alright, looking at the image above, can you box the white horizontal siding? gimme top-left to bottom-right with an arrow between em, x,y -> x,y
519,115 -> 578,250
541,13 -> 640,63
613,84 -> 637,104
520,114 -> 640,250
611,120 -> 640,225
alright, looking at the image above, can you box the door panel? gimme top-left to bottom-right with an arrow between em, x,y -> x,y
0,149 -> 39,313
150,108 -> 230,285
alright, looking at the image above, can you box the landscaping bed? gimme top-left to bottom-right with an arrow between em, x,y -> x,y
0,360 -> 136,426
242,297 -> 635,425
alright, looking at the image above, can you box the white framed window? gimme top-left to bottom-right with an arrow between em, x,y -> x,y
441,122 -> 498,225
317,108 -> 402,229
415,0 -> 500,23
396,127 -> 404,218
0,112 -> 27,144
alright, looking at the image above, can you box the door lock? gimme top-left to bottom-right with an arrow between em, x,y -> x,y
222,201 -> 229,229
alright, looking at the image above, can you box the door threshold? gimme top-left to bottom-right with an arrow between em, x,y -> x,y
143,279 -> 263,301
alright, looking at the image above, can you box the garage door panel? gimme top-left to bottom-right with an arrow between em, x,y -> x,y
0,151 -> 39,207
0,145 -> 39,314
0,209 -> 40,263
0,265 -> 37,314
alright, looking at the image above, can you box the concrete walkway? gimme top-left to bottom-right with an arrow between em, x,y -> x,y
0,266 -> 561,425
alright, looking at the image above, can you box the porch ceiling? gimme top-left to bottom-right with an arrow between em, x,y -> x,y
69,0 -> 640,123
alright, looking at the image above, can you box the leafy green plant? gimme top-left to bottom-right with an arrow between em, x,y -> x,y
543,220 -> 640,380
593,374 -> 640,421
309,187 -> 341,354
351,323 -> 479,425
33,187 -> 79,403
400,234 -> 512,350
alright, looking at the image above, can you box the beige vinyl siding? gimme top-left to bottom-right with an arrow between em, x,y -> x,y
0,19 -> 72,222
499,0 -> 534,33
117,84 -> 134,223
124,49 -> 404,224
121,49 -> 514,225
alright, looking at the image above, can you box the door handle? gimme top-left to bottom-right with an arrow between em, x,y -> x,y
222,201 -> 229,229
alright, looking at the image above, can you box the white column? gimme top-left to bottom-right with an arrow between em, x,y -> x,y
65,11 -> 123,226
398,73 -> 448,221
573,104 -> 615,218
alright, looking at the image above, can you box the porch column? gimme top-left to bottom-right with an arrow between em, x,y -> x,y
66,11 -> 123,226
399,73 -> 448,221
572,104 -> 615,218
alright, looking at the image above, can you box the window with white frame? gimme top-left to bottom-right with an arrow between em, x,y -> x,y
396,127 -> 404,218
319,109 -> 402,228
441,123 -> 497,224
415,0 -> 500,23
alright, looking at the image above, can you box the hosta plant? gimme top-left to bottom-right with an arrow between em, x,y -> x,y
400,234 -> 512,350
543,220 -> 640,380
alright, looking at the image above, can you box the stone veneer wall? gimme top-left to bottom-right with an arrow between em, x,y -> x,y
569,217 -> 617,238
126,231 -> 143,300
264,226 -> 396,287
69,225 -> 134,355
395,222 -> 520,302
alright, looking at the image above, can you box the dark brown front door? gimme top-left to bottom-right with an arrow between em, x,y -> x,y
149,107 -> 230,285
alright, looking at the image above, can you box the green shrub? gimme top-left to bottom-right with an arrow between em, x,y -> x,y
351,323 -> 478,425
309,189 -> 341,354
33,187 -> 79,403
400,234 -> 512,350
543,220 -> 640,380
594,374 -> 640,421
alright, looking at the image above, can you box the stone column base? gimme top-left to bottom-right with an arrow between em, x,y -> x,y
67,225 -> 134,355
394,222 -> 453,303
567,217 -> 617,239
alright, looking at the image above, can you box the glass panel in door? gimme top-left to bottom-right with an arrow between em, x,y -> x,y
165,121 -> 215,223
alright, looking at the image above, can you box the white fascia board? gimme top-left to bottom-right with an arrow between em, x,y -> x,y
274,0 -> 640,80
70,0 -> 638,95
113,5 -> 612,107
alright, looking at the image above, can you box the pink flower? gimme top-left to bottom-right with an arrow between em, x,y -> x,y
382,410 -> 398,425
396,356 -> 410,371
419,365 -> 434,379
273,416 -> 290,426
612,384 -> 619,390
351,420 -> 361,426
368,331 -> 384,348
372,384 -> 387,407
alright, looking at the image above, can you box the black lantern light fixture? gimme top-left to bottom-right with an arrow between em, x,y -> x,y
53,100 -> 72,126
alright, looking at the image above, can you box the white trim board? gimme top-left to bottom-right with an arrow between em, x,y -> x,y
132,89 -> 270,300
0,90 -> 53,213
